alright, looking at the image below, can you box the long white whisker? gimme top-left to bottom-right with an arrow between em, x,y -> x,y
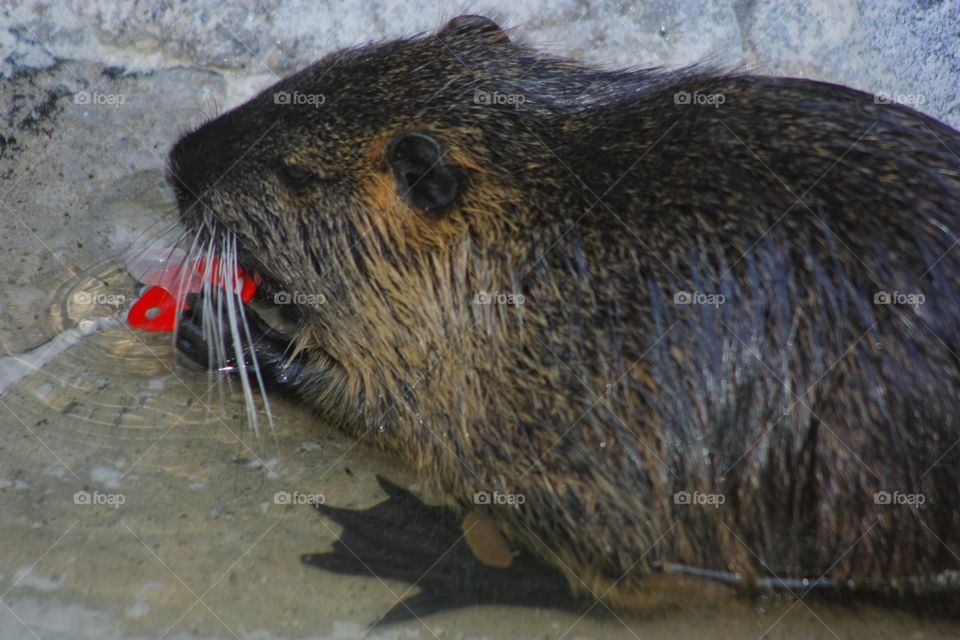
200,236 -> 225,416
230,235 -> 276,434
165,219 -> 277,438
170,230 -> 202,336
220,236 -> 262,436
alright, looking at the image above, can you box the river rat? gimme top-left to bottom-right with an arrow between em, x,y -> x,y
169,15 -> 960,612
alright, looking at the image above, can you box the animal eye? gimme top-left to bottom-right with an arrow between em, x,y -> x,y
277,161 -> 314,190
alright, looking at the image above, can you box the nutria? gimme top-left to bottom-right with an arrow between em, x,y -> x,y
167,15 -> 960,612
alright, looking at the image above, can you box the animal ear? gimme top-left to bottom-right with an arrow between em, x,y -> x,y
387,132 -> 460,217
439,15 -> 510,44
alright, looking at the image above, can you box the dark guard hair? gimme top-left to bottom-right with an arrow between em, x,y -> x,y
169,14 -> 960,611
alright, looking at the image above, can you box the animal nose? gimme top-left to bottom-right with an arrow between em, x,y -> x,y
167,115 -> 247,208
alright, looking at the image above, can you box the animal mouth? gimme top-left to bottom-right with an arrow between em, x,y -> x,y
171,194 -> 300,319
166,162 -> 299,324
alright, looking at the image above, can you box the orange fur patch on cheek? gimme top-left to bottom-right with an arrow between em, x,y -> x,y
361,177 -> 467,250
359,171 -> 414,253
364,172 -> 401,220
358,129 -> 522,251
355,133 -> 409,249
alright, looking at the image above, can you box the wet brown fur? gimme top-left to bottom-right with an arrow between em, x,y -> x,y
168,16 -> 960,610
